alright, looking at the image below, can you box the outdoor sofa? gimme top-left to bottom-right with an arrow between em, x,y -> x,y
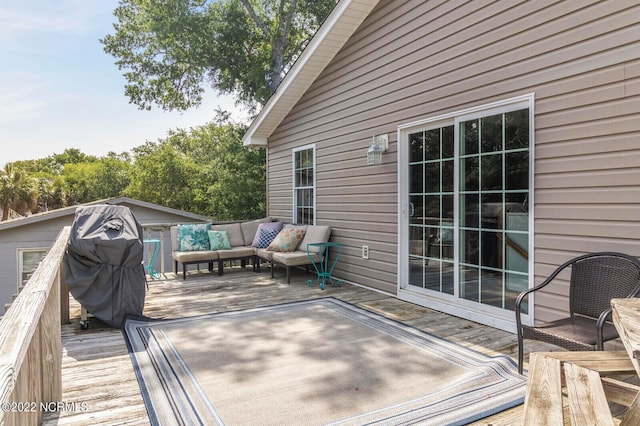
256,224 -> 332,283
171,218 -> 270,279
170,219 -> 331,282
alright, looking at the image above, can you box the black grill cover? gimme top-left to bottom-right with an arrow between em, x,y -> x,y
64,204 -> 146,328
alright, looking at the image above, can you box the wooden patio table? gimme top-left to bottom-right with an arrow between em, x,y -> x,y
522,298 -> 640,425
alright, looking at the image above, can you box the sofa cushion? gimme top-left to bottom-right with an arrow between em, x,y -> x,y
272,250 -> 321,266
217,247 -> 256,260
171,226 -> 180,252
256,248 -> 274,261
267,226 -> 306,252
178,223 -> 211,251
298,225 -> 331,253
211,223 -> 244,247
251,221 -> 284,247
207,230 -> 232,250
172,250 -> 219,262
240,217 -> 272,246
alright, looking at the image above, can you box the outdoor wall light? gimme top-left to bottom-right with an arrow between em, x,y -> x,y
367,134 -> 389,165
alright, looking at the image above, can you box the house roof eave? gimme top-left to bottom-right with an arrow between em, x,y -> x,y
242,0 -> 380,147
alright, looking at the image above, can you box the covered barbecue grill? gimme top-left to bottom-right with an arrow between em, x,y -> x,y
64,204 -> 146,328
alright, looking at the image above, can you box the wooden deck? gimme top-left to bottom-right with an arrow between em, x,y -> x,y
43,266 -> 564,425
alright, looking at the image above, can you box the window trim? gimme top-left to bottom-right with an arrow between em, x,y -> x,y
292,144 -> 317,225
17,248 -> 48,290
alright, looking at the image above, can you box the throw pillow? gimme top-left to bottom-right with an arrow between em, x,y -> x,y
251,221 -> 284,247
267,227 -> 306,252
178,223 -> 211,252
255,228 -> 280,249
207,230 -> 232,250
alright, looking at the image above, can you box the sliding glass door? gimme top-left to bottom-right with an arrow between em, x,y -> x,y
401,96 -> 533,326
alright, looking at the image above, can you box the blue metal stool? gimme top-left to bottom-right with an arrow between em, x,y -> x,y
306,242 -> 342,290
143,239 -> 161,279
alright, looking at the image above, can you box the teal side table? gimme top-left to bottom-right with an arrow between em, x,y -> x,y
306,242 -> 342,290
143,239 -> 161,279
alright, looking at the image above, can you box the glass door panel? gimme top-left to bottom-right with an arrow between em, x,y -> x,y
458,109 -> 529,310
407,126 -> 454,294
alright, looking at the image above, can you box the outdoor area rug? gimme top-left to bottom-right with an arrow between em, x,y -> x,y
123,297 -> 526,425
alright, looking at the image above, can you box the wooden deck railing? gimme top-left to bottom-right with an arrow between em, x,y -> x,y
0,226 -> 70,425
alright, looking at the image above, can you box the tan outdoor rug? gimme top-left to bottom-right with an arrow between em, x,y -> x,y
123,298 -> 526,425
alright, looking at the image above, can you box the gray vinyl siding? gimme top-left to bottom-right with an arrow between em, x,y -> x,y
264,0 -> 640,318
0,217 -> 69,309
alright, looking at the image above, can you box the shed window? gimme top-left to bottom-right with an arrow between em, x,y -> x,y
18,249 -> 47,289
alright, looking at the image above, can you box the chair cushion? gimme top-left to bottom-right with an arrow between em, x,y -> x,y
272,251 -> 321,266
172,250 -> 219,262
240,217 -> 272,246
522,316 -> 620,351
178,223 -> 211,252
298,226 -> 331,253
208,230 -> 232,250
217,247 -> 256,260
211,223 -> 244,247
256,248 -> 274,261
171,226 -> 180,252
267,226 -> 306,252
251,222 -> 284,247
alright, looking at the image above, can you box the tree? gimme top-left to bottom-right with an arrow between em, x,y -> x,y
173,120 -> 266,220
8,149 -> 130,209
125,119 -> 265,220
59,154 -> 132,205
101,0 -> 337,112
207,125 -> 266,220
52,148 -> 98,166
125,140 -> 201,212
0,165 -> 38,221
85,152 -> 132,200
61,163 -> 96,205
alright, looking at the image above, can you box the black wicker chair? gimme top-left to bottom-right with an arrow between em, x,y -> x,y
515,252 -> 640,375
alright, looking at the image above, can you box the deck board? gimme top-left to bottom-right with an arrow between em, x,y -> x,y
43,267 -> 567,425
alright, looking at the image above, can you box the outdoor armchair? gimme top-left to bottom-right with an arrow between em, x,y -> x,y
515,251 -> 640,375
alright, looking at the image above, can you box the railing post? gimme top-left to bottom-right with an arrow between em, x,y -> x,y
59,264 -> 69,325
159,229 -> 166,273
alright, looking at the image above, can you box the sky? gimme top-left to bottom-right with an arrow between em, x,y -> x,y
0,0 -> 249,167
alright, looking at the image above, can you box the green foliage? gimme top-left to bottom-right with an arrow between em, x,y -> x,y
35,177 -> 62,212
101,0 -> 337,111
52,148 -> 98,165
11,148 -> 97,176
59,155 -> 132,205
4,124 -> 265,222
125,140 -> 199,211
86,153 -> 133,201
125,120 -> 266,220
0,164 -> 38,220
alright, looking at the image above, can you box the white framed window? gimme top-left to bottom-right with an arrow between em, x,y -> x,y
292,144 -> 316,225
17,248 -> 47,289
